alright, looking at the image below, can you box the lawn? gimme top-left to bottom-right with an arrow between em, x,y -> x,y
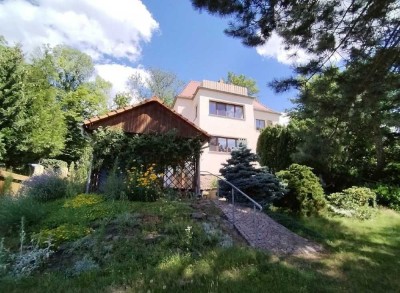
1,194 -> 399,292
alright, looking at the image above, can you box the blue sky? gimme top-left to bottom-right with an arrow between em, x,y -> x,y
142,0 -> 296,112
0,0 -> 303,112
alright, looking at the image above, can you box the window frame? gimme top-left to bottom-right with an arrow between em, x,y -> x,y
209,136 -> 241,153
209,101 -> 244,120
255,119 -> 266,130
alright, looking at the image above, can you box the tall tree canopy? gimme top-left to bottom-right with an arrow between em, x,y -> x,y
0,39 -> 66,168
225,72 -> 259,96
192,0 -> 399,83
0,40 -> 111,169
194,0 -> 400,185
127,68 -> 184,107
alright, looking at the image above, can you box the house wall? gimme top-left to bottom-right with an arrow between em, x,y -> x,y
174,87 -> 281,187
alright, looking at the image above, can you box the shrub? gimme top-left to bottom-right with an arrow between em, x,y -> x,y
32,224 -> 93,247
102,164 -> 126,200
374,184 -> 400,211
0,196 -> 46,234
276,164 -> 326,216
0,175 -> 14,196
219,146 -> 282,204
125,165 -> 163,202
1,218 -> 54,278
327,187 -> 377,220
21,172 -> 69,202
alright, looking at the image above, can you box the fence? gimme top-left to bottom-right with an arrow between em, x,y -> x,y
0,170 -> 29,195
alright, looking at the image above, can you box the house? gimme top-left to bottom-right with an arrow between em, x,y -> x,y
83,97 -> 210,192
173,80 -> 281,189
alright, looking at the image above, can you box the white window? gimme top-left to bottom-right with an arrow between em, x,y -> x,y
209,136 -> 246,152
256,119 -> 265,130
209,101 -> 244,119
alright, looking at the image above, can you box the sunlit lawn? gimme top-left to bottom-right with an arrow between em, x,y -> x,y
1,194 -> 399,292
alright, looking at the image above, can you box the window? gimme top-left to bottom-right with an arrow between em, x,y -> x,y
195,105 -> 198,119
256,119 -> 265,130
209,101 -> 244,119
209,136 -> 244,152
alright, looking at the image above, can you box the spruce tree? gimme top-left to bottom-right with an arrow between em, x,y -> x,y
219,146 -> 281,203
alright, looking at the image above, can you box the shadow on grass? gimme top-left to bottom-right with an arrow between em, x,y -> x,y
268,209 -> 400,292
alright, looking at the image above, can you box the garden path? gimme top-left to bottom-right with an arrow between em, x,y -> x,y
214,199 -> 323,256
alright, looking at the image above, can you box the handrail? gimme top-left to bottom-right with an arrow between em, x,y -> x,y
200,171 -> 262,246
200,171 -> 262,211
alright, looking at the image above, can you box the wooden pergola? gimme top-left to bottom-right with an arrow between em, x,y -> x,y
83,97 -> 210,193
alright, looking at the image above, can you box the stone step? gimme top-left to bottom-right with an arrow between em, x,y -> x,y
214,200 -> 323,256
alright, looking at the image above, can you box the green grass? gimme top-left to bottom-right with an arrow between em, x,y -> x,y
1,194 -> 400,292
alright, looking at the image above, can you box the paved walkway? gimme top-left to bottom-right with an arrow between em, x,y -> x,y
214,199 -> 323,256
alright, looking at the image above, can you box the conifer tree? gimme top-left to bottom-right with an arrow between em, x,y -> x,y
219,146 -> 281,203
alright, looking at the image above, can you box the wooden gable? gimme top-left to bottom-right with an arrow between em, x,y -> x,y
83,98 -> 209,141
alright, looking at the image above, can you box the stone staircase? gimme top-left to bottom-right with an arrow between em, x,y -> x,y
214,199 -> 323,256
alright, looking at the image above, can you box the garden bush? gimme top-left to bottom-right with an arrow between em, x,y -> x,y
219,146 -> 282,204
32,224 -> 93,248
374,184 -> 400,211
0,196 -> 46,234
102,164 -> 126,200
276,164 -> 327,216
327,186 -> 377,220
22,173 -> 69,202
125,165 -> 162,202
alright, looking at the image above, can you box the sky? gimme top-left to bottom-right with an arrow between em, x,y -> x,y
0,0 -> 310,113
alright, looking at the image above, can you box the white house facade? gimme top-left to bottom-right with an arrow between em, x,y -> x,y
173,80 -> 281,189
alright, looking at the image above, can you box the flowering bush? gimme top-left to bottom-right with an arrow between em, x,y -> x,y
125,164 -> 163,202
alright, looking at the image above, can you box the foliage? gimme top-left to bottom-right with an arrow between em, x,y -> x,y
113,92 -> 132,108
191,0 -> 399,81
0,238 -> 9,276
32,224 -> 93,248
219,146 -> 281,204
102,163 -> 126,200
225,72 -> 259,96
1,197 -> 400,292
0,40 -> 111,169
92,128 -> 203,175
257,124 -> 298,173
192,0 -> 400,189
22,173 -> 69,202
276,164 -> 326,216
63,194 -> 104,208
374,184 -> 400,212
0,196 -> 46,235
127,68 -> 184,107
69,256 -> 99,276
327,187 -> 377,220
125,164 -> 163,202
291,67 -> 400,189
0,175 -> 14,196
40,159 -> 68,172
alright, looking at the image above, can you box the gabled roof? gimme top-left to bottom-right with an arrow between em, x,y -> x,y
83,97 -> 210,141
253,100 -> 281,114
177,81 -> 201,98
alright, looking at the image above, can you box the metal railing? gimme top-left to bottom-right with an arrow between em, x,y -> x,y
200,171 -> 262,246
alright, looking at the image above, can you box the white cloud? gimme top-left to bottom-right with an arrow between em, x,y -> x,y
256,32 -> 343,66
0,0 -> 159,62
256,32 -> 312,65
95,63 -> 149,103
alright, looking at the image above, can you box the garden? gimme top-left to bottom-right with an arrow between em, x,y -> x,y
0,138 -> 399,292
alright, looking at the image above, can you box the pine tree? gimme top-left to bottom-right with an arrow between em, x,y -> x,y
219,146 -> 281,203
